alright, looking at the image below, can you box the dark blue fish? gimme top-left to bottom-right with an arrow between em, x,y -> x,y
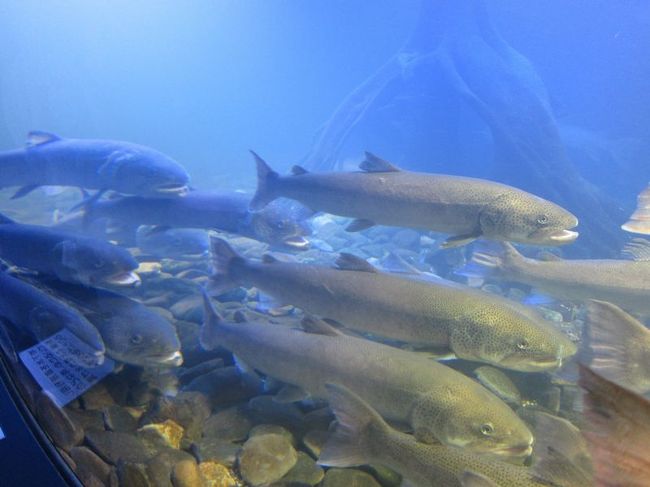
36,278 -> 182,367
80,191 -> 312,250
136,227 -> 208,258
0,213 -> 139,286
0,271 -> 105,366
0,131 -> 190,198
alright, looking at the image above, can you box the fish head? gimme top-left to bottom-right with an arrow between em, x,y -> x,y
479,192 -> 578,246
100,146 -> 190,197
99,313 -> 182,367
55,238 -> 141,287
250,199 -> 313,250
412,388 -> 534,459
450,305 -> 578,372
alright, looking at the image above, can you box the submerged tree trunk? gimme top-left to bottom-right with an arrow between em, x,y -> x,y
303,0 -> 625,256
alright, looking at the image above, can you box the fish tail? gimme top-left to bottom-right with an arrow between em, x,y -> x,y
318,384 -> 387,467
582,300 -> 650,394
249,150 -> 280,211
199,287 -> 225,351
208,234 -> 245,295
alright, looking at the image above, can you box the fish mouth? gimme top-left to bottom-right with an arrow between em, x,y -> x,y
154,184 -> 189,197
159,350 -> 183,366
282,235 -> 310,250
548,229 -> 579,243
493,443 -> 534,458
105,270 -> 141,287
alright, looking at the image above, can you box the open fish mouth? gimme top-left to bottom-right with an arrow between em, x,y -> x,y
154,184 -> 189,196
105,270 -> 141,287
282,235 -> 310,250
494,443 -> 533,457
548,229 -> 579,243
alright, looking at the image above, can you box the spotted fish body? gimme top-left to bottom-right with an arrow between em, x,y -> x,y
209,237 -> 576,372
250,152 -> 578,247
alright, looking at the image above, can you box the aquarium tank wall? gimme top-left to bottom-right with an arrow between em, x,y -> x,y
0,1 -> 648,486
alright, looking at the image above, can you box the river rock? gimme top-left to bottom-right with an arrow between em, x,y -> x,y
202,406 -> 253,442
35,391 -> 84,451
70,446 -> 112,484
171,459 -> 202,487
248,424 -> 295,445
238,433 -> 298,486
85,428 -> 156,465
103,404 -> 139,432
138,419 -> 185,450
117,461 -> 152,487
198,461 -> 239,487
322,468 -> 381,487
191,437 -> 240,466
275,451 -> 324,486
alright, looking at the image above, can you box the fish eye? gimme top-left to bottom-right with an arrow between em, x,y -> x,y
130,334 -> 143,345
537,215 -> 549,225
517,339 -> 530,350
480,423 -> 494,436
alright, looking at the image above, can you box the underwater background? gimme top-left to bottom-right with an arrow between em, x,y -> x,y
0,1 -> 650,487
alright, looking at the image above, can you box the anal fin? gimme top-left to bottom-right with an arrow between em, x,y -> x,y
440,232 -> 481,249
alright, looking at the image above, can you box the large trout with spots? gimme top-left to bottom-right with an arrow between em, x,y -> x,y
250,152 -> 578,248
201,294 -> 533,458
209,237 -> 575,372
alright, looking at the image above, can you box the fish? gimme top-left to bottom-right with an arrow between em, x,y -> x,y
583,300 -> 650,395
249,151 -> 578,248
318,384 -> 589,487
34,278 -> 182,367
473,366 -> 521,405
0,213 -> 140,287
136,227 -> 209,258
579,365 -> 650,486
461,240 -> 650,315
0,271 -> 105,366
209,236 -> 576,372
0,131 -> 189,198
76,191 -> 311,250
200,293 -> 533,458
622,184 -> 650,235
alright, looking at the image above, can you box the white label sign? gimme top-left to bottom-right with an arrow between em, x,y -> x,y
19,329 -> 114,407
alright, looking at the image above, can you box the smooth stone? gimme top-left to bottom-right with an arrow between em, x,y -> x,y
66,408 -> 105,431
85,428 -> 156,465
138,419 -> 185,450
274,451 -> 324,486
302,407 -> 334,432
182,366 -> 256,408
141,392 -> 211,443
247,395 -> 304,431
365,464 -> 402,487
202,406 -> 253,442
171,296 -> 204,323
146,450 -> 196,487
238,433 -> 298,486
198,462 -> 239,487
214,287 -> 248,303
177,358 -> 225,386
322,468 -> 381,487
171,459 -> 202,487
117,461 -> 152,487
103,405 -> 139,432
82,382 -> 117,410
302,430 -> 330,458
70,446 -> 112,484
35,391 -> 84,451
249,424 -> 295,445
191,437 -> 240,467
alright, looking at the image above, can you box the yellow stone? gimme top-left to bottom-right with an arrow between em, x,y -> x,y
137,419 -> 184,449
136,261 -> 162,275
199,462 -> 240,487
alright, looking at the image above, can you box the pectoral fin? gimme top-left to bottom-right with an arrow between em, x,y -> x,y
273,384 -> 309,403
346,218 -> 375,232
440,232 -> 481,249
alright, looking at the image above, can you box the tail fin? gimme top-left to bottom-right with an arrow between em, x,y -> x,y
207,234 -> 245,295
318,384 -> 388,467
249,151 -> 280,211
200,288 -> 224,351
455,241 -> 522,279
582,300 -> 650,395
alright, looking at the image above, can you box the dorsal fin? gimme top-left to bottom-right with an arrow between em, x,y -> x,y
262,254 -> 279,264
301,315 -> 343,336
335,253 -> 378,273
291,165 -> 309,176
359,152 -> 400,173
26,131 -> 61,147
